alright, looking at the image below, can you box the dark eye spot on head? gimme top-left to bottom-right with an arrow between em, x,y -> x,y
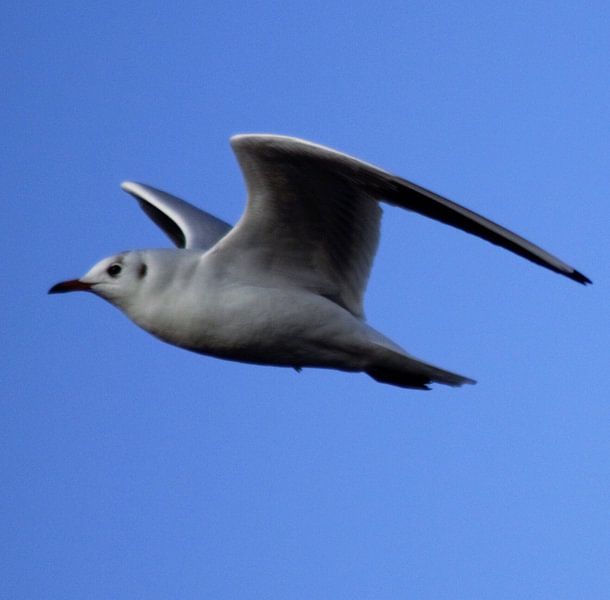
107,263 -> 122,277
138,263 -> 148,279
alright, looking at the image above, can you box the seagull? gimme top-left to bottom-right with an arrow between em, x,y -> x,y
49,134 -> 590,389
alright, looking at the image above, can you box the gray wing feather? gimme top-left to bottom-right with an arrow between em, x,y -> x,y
377,175 -> 591,285
227,135 -> 383,319
224,135 -> 589,320
121,181 -> 232,250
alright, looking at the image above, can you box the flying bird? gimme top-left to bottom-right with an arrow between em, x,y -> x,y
49,135 -> 590,389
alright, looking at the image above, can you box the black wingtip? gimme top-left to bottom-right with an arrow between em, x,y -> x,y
570,269 -> 592,285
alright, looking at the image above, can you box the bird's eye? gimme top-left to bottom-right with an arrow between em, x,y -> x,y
107,263 -> 122,277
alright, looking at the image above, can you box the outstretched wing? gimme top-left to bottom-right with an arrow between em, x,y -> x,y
121,182 -> 232,250
216,135 -> 383,319
217,135 -> 591,317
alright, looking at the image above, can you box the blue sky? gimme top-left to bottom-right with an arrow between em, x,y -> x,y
3,1 -> 609,598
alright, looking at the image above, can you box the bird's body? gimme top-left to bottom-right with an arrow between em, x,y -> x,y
50,134 -> 589,389
86,247 -> 467,389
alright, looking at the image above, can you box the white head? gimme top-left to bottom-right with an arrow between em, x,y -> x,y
49,248 -> 207,350
49,251 -> 151,311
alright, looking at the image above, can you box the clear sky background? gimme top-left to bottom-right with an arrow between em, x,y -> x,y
3,2 -> 609,598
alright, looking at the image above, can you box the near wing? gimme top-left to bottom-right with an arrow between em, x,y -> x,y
216,135 -> 384,319
214,135 -> 589,318
121,181 -> 232,250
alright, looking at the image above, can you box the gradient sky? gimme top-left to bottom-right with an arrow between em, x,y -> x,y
3,1 -> 609,598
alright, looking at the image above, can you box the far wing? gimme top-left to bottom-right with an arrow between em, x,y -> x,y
121,181 -> 232,250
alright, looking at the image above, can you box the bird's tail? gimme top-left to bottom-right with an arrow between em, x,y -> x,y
365,343 -> 476,390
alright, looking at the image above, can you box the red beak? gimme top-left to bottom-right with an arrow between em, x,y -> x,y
48,279 -> 93,294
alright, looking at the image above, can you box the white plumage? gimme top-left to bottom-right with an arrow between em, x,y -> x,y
49,135 -> 590,389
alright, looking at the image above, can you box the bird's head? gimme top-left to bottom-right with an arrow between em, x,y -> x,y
49,251 -> 150,310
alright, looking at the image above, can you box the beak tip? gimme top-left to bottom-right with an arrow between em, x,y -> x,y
48,279 -> 92,294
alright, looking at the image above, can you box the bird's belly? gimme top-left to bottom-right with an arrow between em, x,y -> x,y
141,285 -> 369,370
